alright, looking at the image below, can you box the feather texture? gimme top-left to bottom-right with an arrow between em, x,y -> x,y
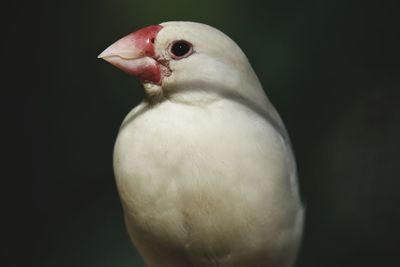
106,21 -> 303,267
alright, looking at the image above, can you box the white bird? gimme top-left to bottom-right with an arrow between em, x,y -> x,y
99,21 -> 304,267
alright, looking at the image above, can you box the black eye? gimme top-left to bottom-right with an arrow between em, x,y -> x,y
170,40 -> 193,59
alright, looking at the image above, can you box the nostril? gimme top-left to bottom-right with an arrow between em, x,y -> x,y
150,37 -> 155,44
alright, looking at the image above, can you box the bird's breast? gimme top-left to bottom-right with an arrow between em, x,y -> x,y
113,100 -> 301,256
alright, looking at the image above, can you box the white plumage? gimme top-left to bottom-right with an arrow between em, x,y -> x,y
100,21 -> 303,267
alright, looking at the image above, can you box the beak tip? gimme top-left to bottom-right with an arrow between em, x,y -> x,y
97,51 -> 106,59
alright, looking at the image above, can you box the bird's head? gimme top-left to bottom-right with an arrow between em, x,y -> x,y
99,21 -> 266,105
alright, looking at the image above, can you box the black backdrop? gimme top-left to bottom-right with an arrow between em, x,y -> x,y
28,0 -> 400,266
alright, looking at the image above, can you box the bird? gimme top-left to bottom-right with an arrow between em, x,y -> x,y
98,21 -> 304,267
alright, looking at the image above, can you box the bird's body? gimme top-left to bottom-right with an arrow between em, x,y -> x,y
100,21 -> 303,267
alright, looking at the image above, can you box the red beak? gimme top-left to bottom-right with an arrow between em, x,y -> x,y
98,25 -> 163,84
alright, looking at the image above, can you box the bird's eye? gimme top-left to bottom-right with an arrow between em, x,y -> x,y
170,40 -> 193,59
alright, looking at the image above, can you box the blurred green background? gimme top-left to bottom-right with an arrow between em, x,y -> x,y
34,0 -> 399,266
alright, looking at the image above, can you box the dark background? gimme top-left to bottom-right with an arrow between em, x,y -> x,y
30,0 -> 400,266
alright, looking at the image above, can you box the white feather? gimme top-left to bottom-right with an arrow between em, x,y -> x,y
113,21 -> 303,267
